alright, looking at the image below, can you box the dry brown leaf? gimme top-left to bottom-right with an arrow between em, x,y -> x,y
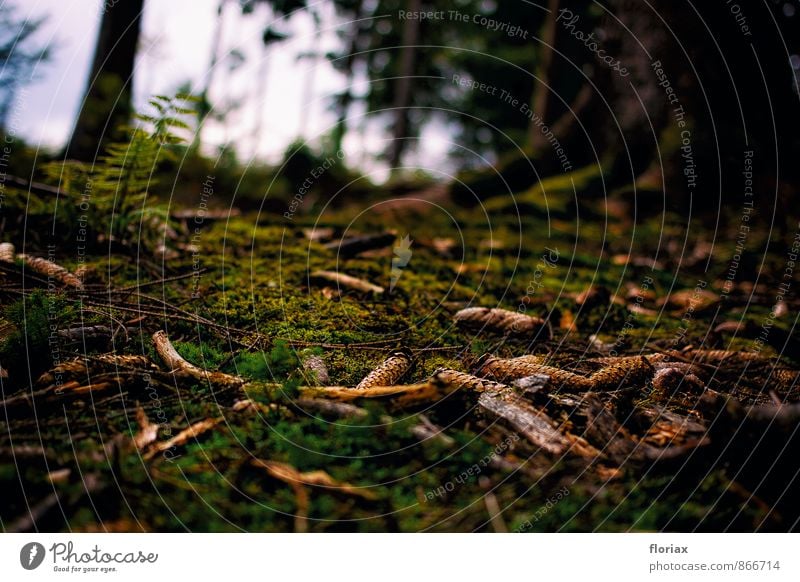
559,309 -> 578,332
660,288 -> 719,312
575,285 -> 610,308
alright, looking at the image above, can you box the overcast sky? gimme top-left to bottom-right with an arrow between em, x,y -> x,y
11,0 -> 451,179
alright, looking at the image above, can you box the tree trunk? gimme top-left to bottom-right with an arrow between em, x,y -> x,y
388,0 -> 421,168
527,0 -> 559,150
331,0 -> 364,155
65,0 -> 145,161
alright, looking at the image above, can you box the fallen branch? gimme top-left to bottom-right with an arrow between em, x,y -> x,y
310,270 -> 384,294
252,459 -> 377,500
143,417 -> 221,461
152,330 -> 244,389
293,397 -> 368,419
251,458 -> 377,533
58,325 -> 132,342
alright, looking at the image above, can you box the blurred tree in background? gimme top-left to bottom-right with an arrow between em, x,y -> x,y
44,0 -> 800,211
0,3 -> 50,130
66,0 -> 144,161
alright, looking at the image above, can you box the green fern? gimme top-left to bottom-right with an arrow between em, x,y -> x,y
42,93 -> 197,249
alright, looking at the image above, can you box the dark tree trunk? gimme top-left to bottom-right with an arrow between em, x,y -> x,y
331,0 -> 364,155
65,0 -> 144,161
528,0 -> 560,150
388,0 -> 421,168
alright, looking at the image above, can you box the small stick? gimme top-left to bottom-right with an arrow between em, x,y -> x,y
152,331 -> 243,389
310,270 -> 384,294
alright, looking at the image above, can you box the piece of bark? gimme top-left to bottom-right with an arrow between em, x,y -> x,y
582,395 -> 651,464
152,330 -> 243,389
310,270 -> 384,294
324,232 -> 396,257
355,349 -> 412,390
58,325 -> 132,342
511,374 -> 551,396
409,414 -> 455,446
652,368 -> 706,394
681,349 -> 766,364
454,307 -> 550,339
293,398 -> 368,419
478,390 -> 571,455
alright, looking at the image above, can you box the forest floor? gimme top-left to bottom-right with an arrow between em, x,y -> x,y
1,174 -> 799,532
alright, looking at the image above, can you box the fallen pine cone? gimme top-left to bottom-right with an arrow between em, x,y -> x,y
356,349 -> 413,390
430,368 -> 507,393
18,253 -> 84,289
0,242 -> 15,263
454,307 -> 550,339
300,351 -> 330,385
476,355 -> 592,389
660,288 -> 719,313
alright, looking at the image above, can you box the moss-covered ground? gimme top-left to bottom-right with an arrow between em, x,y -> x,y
1,172 -> 797,532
